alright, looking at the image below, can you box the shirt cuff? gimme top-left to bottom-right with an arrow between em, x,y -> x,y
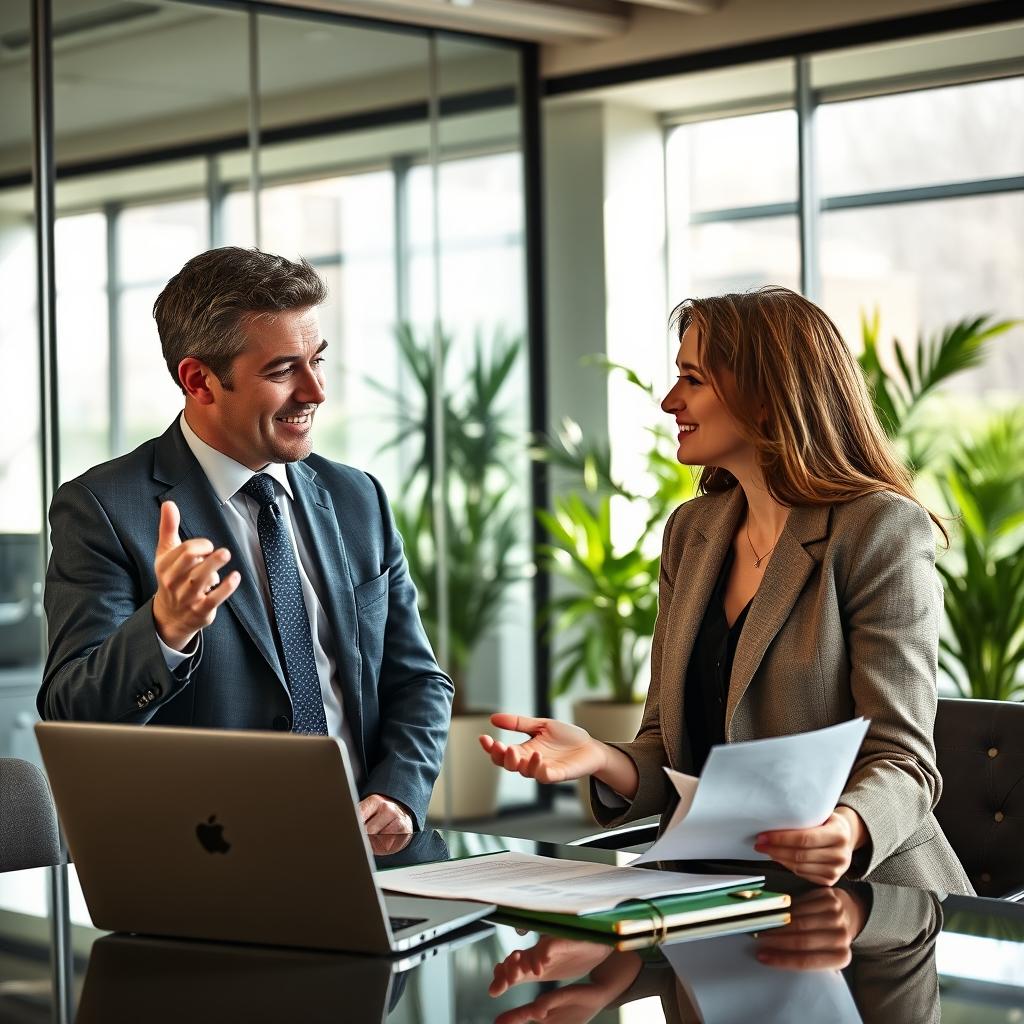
157,631 -> 200,673
593,779 -> 631,810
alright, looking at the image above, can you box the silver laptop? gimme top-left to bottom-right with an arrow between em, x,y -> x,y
35,722 -> 493,954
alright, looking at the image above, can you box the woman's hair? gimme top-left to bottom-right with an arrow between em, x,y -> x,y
670,286 -> 947,540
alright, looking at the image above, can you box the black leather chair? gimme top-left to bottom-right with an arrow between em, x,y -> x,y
571,697 -> 1024,900
0,757 -> 61,872
933,697 -> 1024,900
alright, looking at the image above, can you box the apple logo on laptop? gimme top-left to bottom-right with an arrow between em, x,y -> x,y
196,815 -> 231,854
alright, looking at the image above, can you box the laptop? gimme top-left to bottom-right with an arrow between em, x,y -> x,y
35,722 -> 494,953
76,922 -> 496,1023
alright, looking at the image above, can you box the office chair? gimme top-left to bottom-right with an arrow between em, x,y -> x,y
0,757 -> 61,873
571,697 -> 1024,901
933,697 -> 1024,900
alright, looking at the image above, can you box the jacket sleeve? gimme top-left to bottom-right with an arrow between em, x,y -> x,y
837,495 -> 944,874
588,506 -> 682,828
359,473 -> 453,830
39,480 -> 200,723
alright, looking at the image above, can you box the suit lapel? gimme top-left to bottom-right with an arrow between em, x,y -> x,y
659,488 -> 745,770
287,462 -> 363,745
725,502 -> 830,737
153,421 -> 286,688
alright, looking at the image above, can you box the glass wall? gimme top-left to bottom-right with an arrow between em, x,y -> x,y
0,0 -> 535,826
0,0 -> 44,771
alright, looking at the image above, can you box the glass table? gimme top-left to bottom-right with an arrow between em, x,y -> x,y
1,828 -> 1022,1022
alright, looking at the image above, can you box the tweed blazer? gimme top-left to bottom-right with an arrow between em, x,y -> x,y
591,485 -> 974,896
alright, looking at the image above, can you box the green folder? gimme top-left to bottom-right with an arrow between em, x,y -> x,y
497,885 -> 791,937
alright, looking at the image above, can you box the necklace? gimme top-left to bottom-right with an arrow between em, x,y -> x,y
745,520 -> 781,569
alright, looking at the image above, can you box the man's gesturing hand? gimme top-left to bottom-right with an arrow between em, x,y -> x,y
152,500 -> 240,652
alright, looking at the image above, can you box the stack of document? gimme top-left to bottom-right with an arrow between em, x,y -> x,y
379,851 -> 787,936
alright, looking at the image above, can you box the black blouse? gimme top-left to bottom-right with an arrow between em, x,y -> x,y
683,544 -> 752,775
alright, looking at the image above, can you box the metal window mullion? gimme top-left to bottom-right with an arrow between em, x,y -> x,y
105,202 -> 122,457
392,155 -> 412,326
32,7 -> 72,1022
248,9 -> 261,248
689,201 -> 798,224
796,56 -> 820,300
822,175 -> 1024,211
31,0 -> 59,528
206,153 -> 224,248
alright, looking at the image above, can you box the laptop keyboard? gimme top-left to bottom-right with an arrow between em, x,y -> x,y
389,915 -> 428,932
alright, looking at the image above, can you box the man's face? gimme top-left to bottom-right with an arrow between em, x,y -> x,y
201,306 -> 327,469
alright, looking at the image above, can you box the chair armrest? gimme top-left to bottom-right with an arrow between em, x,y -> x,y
569,822 -> 659,851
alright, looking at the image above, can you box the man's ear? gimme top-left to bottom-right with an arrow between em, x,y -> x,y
178,358 -> 217,405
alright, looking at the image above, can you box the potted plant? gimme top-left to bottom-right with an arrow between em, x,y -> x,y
535,362 -> 698,813
371,323 -> 525,819
857,311 -> 1024,701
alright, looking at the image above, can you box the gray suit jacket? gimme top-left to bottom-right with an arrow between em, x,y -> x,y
591,485 -> 974,895
39,419 -> 453,828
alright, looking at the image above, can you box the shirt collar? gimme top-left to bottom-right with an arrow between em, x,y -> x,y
179,412 -> 294,505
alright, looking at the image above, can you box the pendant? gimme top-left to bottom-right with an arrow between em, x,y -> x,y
754,556 -> 764,568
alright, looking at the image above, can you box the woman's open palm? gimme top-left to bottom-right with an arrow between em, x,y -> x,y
479,714 -> 604,783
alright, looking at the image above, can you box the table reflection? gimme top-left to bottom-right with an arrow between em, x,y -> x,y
487,881 -> 942,1024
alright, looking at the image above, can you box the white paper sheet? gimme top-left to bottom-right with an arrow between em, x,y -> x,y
635,718 -> 870,864
378,851 -> 762,915
663,930 -> 863,1023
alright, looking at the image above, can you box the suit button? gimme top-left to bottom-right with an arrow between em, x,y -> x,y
272,715 -> 291,732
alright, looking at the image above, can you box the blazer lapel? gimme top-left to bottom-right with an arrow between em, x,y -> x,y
725,503 -> 830,737
659,487 -> 745,770
153,421 -> 286,688
287,462 -> 363,745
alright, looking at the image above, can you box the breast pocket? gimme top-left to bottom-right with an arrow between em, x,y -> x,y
354,569 -> 389,611
354,569 -> 389,673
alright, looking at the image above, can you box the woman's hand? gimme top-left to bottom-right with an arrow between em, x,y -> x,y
489,936 -> 614,996
754,887 -> 868,971
479,714 -> 606,783
753,806 -> 868,886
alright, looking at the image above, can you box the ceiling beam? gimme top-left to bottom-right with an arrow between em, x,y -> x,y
619,0 -> 720,11
273,0 -> 631,42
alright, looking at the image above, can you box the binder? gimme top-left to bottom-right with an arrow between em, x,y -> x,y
497,886 -> 791,937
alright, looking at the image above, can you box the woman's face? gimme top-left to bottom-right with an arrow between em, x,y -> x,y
661,323 -> 752,471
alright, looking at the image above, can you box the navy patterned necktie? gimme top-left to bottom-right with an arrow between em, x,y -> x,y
241,473 -> 328,735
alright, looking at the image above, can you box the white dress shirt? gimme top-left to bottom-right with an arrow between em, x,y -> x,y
157,412 -> 364,783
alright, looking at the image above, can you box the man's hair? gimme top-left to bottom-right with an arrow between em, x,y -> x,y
153,246 -> 327,391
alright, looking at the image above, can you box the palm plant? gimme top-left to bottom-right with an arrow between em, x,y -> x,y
857,311 -> 1017,468
858,312 -> 1024,701
534,361 -> 698,704
370,323 -> 524,714
935,412 -> 1024,701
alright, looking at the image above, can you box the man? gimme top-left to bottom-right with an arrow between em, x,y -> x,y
39,247 -> 452,835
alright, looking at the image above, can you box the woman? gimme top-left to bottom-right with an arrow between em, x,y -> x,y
480,287 -> 973,895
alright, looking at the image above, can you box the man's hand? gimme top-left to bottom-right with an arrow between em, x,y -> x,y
754,806 -> 868,886
152,500 -> 240,652
359,794 -> 413,835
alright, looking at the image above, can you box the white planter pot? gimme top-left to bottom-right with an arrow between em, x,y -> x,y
427,713 -> 502,822
572,699 -> 645,822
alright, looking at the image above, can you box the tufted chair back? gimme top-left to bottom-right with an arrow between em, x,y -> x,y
933,698 -> 1024,899
0,758 -> 61,872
